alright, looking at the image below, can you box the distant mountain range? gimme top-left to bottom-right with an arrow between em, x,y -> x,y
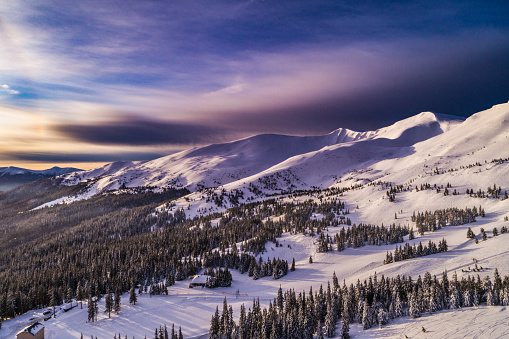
0,166 -> 82,191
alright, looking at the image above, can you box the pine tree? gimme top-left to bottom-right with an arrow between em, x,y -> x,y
501,287 -> 509,306
114,288 -> 121,314
316,319 -> 324,339
277,286 -> 283,310
449,284 -> 460,309
238,304 -> 247,339
472,287 -> 480,307
105,288 -> 113,318
340,298 -> 350,339
463,289 -> 472,307
332,272 -> 339,292
325,300 -> 336,337
466,227 -> 475,239
77,281 -> 85,309
428,285 -> 439,313
129,285 -> 137,305
66,287 -> 73,304
87,295 -> 95,322
409,289 -> 420,318
486,288 -> 496,306
209,306 -> 220,339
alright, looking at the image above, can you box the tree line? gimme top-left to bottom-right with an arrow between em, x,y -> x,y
210,268 -> 509,339
383,239 -> 448,264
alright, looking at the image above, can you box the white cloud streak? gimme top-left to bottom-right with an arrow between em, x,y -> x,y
0,84 -> 19,94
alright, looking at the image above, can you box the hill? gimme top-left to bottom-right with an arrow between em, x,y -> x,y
0,166 -> 82,192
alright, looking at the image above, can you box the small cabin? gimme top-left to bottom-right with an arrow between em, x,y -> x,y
16,322 -> 44,339
189,275 -> 207,288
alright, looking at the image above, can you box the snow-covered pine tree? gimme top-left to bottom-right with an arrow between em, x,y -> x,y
105,288 -> 113,318
114,288 -> 121,314
501,287 -> 509,306
316,319 -> 324,339
472,287 -> 480,307
87,295 -> 95,322
324,299 -> 336,337
209,306 -> 220,339
449,284 -> 460,309
362,299 -> 371,329
377,308 -> 387,329
66,287 -> 73,304
409,289 -> 421,318
340,298 -> 350,339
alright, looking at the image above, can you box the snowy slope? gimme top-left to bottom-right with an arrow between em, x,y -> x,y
2,198 -> 509,339
3,102 -> 509,339
165,102 -> 508,217
53,111 -> 463,207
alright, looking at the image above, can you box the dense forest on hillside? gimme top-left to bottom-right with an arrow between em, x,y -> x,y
210,269 -> 509,339
0,177 -> 498,335
0,186 -> 411,325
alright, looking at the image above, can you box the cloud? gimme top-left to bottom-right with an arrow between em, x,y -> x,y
1,84 -> 19,94
53,117 -> 228,146
1,0 -> 509,168
4,151 -> 167,163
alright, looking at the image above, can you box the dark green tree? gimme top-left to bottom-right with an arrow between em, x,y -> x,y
105,288 -> 113,318
114,288 -> 121,314
129,285 -> 137,305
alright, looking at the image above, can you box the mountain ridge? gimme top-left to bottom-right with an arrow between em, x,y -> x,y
0,166 -> 82,192
57,110 -> 465,199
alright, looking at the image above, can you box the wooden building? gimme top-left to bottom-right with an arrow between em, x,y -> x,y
16,322 -> 44,339
189,275 -> 207,288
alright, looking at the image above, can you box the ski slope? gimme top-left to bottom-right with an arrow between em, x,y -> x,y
3,194 -> 509,338
4,102 -> 509,338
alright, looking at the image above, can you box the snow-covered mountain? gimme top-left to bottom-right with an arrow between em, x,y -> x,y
58,110 -> 464,197
167,101 -> 509,218
4,101 -> 509,339
0,166 -> 82,177
0,166 -> 82,191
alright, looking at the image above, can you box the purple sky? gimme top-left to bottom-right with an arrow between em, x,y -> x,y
0,0 -> 508,169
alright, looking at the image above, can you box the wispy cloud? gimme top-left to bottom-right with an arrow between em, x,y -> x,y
1,84 -> 19,94
0,0 -> 508,167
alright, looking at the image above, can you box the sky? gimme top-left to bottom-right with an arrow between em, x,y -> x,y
0,0 -> 508,170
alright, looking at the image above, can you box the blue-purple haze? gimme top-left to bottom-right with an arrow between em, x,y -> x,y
0,0 -> 508,167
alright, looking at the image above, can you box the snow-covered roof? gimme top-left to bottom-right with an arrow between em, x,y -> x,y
191,275 -> 208,284
19,322 -> 44,335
